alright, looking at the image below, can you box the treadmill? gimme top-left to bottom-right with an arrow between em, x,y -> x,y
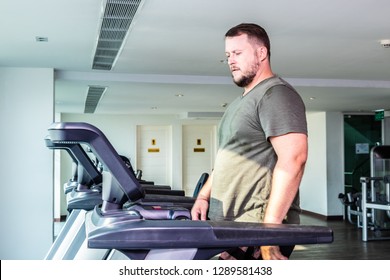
120,154 -> 186,196
45,122 -> 333,260
46,136 -> 195,211
45,138 -> 103,213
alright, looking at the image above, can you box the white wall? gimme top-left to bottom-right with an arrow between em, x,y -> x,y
0,67 -> 54,259
300,112 -> 328,214
325,112 -> 344,216
300,112 -> 344,216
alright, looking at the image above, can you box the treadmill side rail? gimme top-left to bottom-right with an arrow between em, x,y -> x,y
85,209 -> 333,250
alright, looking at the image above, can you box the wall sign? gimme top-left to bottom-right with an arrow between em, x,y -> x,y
193,138 -> 205,152
355,143 -> 369,154
148,139 -> 159,152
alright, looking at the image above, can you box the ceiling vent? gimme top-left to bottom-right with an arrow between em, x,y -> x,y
92,0 -> 143,70
84,86 -> 107,113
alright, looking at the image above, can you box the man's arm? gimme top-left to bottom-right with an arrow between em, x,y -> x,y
265,132 -> 307,223
261,132 -> 308,259
191,171 -> 213,220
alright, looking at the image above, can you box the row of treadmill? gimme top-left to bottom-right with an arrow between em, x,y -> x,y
44,122 -> 333,260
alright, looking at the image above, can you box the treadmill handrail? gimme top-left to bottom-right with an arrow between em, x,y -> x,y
45,136 -> 102,185
86,213 -> 334,250
48,122 -> 145,202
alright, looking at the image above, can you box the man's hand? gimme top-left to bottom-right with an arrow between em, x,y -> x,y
191,198 -> 209,220
260,245 -> 288,260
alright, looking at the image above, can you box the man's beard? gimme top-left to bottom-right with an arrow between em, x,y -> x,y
232,61 -> 259,88
233,73 -> 256,87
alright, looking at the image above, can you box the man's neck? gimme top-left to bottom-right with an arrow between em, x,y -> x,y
243,69 -> 274,96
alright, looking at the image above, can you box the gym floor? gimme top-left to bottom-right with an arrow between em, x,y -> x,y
54,212 -> 390,260
290,213 -> 390,260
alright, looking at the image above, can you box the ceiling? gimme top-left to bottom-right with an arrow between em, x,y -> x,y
1,0 -> 390,116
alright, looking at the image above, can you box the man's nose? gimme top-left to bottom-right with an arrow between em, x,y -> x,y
227,56 -> 235,65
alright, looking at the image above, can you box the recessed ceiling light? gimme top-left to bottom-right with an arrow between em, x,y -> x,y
380,39 -> 390,48
309,97 -> 316,100
35,36 -> 48,42
175,94 -> 184,97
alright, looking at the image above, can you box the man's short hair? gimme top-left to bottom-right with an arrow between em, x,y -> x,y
225,23 -> 271,58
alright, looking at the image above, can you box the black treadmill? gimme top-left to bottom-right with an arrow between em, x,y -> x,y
45,122 -> 333,260
46,136 -> 195,212
45,137 -> 103,213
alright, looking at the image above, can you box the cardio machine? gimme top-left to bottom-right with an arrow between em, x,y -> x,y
45,122 -> 333,260
46,136 -> 196,213
45,137 -> 103,213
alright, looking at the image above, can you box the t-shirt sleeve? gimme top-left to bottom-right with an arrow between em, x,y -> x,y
259,84 -> 307,139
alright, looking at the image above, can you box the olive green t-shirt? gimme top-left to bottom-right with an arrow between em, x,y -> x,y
208,76 -> 307,224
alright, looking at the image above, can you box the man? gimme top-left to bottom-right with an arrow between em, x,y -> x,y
191,23 -> 308,260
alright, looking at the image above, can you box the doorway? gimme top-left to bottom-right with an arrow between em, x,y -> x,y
182,125 -> 216,195
136,125 -> 172,186
344,114 -> 382,194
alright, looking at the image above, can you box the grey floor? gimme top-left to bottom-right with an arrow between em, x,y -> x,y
290,214 -> 390,260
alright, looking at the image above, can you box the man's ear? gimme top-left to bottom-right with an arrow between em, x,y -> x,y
257,46 -> 268,61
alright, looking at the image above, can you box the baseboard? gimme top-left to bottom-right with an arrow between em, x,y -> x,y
301,210 -> 343,221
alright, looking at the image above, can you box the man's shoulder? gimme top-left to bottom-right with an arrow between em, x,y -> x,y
263,76 -> 299,96
254,75 -> 290,92
267,76 -> 293,88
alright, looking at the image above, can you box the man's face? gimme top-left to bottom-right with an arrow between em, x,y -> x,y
225,34 -> 260,88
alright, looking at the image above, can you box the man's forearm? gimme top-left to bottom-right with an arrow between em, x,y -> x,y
263,162 -> 305,224
196,171 -> 213,201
